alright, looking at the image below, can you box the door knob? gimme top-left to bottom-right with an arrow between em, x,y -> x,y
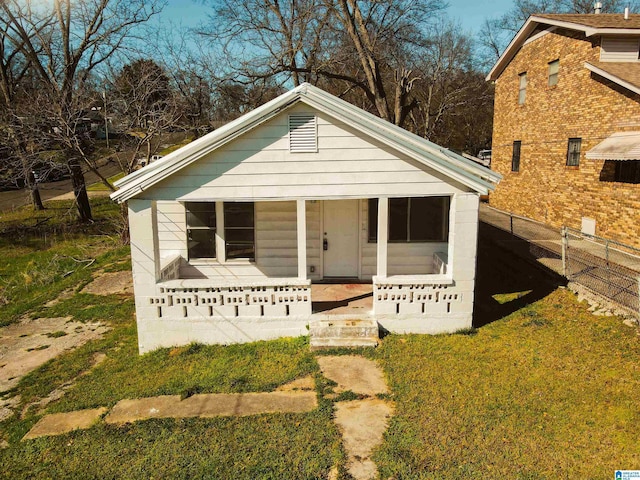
323,239 -> 328,251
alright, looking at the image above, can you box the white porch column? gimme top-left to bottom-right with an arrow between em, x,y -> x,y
128,199 -> 161,353
215,201 -> 226,263
377,197 -> 388,277
297,199 -> 307,279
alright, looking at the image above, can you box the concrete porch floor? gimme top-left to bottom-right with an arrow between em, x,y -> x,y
311,283 -> 373,316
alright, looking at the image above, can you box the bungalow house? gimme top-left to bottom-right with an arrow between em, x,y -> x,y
487,12 -> 640,248
110,83 -> 500,353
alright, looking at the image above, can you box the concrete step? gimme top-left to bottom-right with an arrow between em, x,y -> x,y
309,318 -> 379,348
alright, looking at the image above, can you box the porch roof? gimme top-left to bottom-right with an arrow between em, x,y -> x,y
111,84 -> 501,204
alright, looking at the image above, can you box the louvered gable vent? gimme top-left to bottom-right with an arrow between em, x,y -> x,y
288,114 -> 317,152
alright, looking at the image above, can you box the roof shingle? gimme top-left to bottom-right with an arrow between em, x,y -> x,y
534,13 -> 640,29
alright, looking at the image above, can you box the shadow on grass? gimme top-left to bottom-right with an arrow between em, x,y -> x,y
473,222 -> 567,328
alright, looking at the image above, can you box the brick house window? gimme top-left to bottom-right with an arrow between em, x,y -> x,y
615,160 -> 640,183
518,72 -> 527,104
548,59 -> 559,86
566,138 -> 581,166
512,141 -> 521,172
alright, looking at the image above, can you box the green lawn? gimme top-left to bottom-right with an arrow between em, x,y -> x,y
1,198 -> 639,478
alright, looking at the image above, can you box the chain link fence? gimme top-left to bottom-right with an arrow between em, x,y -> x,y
479,204 -> 640,318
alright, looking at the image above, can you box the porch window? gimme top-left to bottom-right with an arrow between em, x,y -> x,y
224,202 -> 255,261
186,202 -> 255,261
368,197 -> 449,243
186,202 -> 216,259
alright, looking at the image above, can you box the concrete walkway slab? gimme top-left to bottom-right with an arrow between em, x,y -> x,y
334,399 -> 394,480
317,356 -> 388,395
23,407 -> 107,440
105,391 -> 317,424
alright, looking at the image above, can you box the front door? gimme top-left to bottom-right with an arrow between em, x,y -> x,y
323,200 -> 359,277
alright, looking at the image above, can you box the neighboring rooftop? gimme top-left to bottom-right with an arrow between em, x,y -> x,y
488,13 -> 640,81
534,13 -> 640,29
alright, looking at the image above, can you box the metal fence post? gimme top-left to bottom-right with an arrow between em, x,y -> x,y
561,226 -> 567,278
637,276 -> 640,319
510,213 -> 514,236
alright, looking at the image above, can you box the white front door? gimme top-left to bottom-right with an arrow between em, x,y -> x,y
323,200 -> 359,277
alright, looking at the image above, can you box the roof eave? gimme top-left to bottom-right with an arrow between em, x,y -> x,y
485,15 -> 640,81
584,61 -> 640,95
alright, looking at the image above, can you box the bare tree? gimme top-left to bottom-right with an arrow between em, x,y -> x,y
201,0 -> 447,127
0,0 -> 162,221
109,58 -> 186,174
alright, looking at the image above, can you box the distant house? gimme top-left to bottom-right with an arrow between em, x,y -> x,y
487,13 -> 640,246
110,84 -> 500,353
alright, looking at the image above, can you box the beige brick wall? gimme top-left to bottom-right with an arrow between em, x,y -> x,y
490,28 -> 640,247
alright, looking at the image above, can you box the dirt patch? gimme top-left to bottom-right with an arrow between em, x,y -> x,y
81,271 -> 133,296
276,375 -> 315,392
0,317 -> 109,394
317,356 -> 388,396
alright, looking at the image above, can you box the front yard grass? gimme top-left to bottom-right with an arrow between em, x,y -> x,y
1,197 -> 639,478
372,288 -> 640,478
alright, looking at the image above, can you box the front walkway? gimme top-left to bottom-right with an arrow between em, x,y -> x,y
23,355 -> 393,480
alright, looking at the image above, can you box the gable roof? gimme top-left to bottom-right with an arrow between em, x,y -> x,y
487,13 -> 640,81
111,83 -> 501,203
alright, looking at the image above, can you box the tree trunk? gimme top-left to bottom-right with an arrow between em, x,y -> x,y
27,170 -> 45,210
69,157 -> 93,222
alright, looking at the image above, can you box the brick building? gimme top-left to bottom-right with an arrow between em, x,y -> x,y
487,13 -> 640,247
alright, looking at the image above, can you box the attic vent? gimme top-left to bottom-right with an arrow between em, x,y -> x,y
288,114 -> 317,153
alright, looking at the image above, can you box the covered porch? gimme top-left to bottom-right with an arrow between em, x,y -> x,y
129,193 -> 477,352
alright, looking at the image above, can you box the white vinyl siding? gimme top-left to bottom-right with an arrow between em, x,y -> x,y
145,104 -> 467,202
157,201 -> 188,261
600,37 -> 640,62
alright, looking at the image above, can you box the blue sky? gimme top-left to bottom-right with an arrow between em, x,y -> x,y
161,0 -> 515,36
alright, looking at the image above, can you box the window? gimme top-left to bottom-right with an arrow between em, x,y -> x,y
186,202 -> 255,261
224,202 -> 255,260
368,197 -> 450,243
512,141 -> 521,172
615,160 -> 640,184
566,138 -> 581,166
186,202 -> 216,259
518,72 -> 527,104
548,59 -> 559,86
